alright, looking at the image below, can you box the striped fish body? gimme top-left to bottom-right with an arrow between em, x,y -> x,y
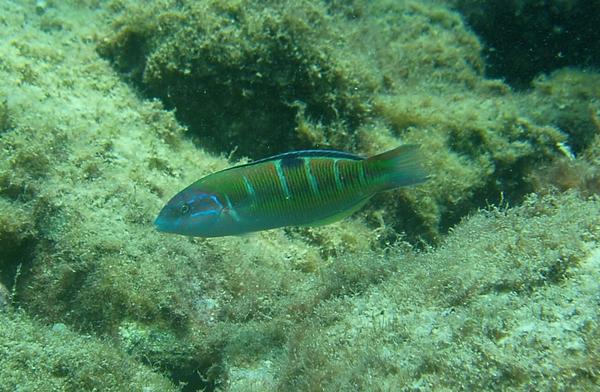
155,145 -> 427,237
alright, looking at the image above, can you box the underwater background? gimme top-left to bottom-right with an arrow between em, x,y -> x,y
0,0 -> 599,390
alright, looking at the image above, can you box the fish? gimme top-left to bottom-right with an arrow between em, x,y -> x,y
155,145 -> 428,237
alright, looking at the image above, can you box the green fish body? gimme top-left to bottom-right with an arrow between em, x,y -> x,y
155,145 -> 427,237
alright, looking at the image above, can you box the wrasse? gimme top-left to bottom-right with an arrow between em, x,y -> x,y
155,145 -> 428,237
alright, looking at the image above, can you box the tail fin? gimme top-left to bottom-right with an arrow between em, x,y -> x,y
366,145 -> 428,190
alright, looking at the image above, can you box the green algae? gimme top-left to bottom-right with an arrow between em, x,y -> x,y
0,311 -> 178,391
98,0 -> 378,159
272,192 -> 600,390
0,0 -> 599,391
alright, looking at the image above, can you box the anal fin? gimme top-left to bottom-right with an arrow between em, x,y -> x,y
301,197 -> 372,227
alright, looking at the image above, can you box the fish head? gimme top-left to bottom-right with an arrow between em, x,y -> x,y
155,186 -> 224,236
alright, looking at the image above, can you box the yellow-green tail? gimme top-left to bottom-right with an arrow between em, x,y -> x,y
365,145 -> 428,191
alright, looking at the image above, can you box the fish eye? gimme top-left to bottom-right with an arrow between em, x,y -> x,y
180,203 -> 191,215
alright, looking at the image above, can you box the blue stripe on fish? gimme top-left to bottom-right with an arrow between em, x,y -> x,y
274,160 -> 291,199
304,158 -> 319,195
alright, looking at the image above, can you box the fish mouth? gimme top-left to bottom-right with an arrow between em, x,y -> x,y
154,214 -> 170,233
154,216 -> 164,231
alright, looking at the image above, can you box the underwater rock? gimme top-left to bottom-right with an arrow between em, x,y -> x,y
0,311 -> 178,390
98,0 -> 377,159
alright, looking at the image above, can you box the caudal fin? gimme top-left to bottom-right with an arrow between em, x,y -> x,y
366,145 -> 429,190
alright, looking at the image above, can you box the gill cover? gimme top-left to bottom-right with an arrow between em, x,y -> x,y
154,186 -> 224,236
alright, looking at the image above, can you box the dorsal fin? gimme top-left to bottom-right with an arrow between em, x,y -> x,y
222,149 -> 364,172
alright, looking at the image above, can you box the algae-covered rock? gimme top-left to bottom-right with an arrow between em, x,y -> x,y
99,0 -> 378,158
527,69 -> 600,153
0,311 -> 177,391
271,192 -> 600,390
99,0 -> 487,161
